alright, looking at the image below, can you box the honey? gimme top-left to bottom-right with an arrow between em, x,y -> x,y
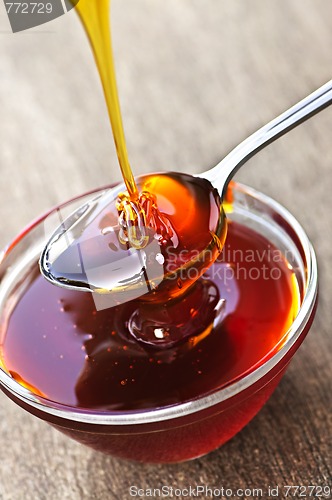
74,0 -> 137,198
0,0 -> 301,417
0,219 -> 299,410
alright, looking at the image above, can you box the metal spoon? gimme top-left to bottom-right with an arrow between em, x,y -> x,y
40,80 -> 332,301
198,79 -> 332,195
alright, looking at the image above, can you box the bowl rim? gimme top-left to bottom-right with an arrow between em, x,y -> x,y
0,182 -> 318,426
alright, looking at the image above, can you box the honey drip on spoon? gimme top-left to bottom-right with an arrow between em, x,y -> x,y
41,0 -> 226,301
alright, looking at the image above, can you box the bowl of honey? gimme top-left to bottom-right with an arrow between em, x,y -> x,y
0,179 -> 317,463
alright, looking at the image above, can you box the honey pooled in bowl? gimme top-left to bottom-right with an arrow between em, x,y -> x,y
1,218 -> 299,410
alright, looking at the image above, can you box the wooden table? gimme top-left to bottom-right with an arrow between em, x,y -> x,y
0,1 -> 331,498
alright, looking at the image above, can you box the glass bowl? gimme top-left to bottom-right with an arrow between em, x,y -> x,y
0,182 -> 318,463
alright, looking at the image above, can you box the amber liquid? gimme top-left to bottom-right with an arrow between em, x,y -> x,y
0,1 -> 300,412
1,219 -> 299,410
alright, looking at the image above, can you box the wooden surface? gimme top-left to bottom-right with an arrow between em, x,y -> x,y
0,1 -> 331,498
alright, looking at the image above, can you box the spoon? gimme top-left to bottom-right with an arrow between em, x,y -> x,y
40,80 -> 332,303
199,80 -> 332,194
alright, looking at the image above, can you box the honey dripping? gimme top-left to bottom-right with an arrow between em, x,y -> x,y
73,0 -> 203,251
41,0 -> 227,312
75,0 -> 136,197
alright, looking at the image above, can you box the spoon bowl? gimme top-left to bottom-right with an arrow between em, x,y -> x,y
40,172 -> 226,307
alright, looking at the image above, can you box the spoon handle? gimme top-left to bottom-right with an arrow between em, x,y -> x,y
199,80 -> 332,197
